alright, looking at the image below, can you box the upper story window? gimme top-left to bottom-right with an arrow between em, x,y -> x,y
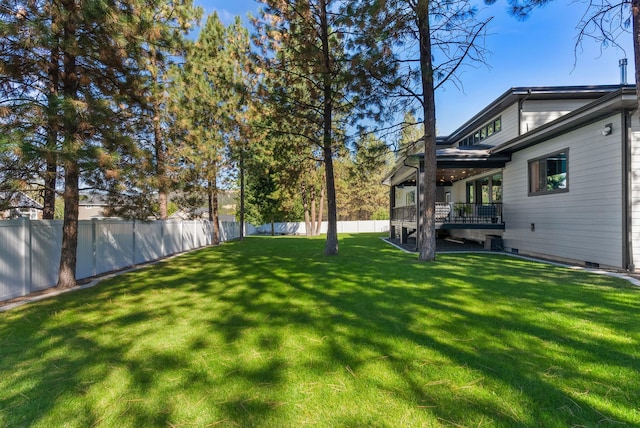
528,149 -> 568,196
460,117 -> 502,146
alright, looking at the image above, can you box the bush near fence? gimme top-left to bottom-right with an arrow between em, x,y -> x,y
0,218 -> 241,302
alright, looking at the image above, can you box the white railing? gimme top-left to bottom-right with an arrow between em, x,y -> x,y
0,218 -> 241,302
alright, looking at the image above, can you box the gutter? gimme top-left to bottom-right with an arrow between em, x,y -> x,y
446,85 -> 625,144
492,87 -> 637,155
518,89 -> 532,135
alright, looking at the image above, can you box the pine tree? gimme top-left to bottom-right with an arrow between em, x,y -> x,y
254,0 -> 363,255
104,0 -> 201,221
350,0 -> 491,261
2,0 -> 199,288
0,0 -> 62,219
172,13 -> 247,244
338,134 -> 391,221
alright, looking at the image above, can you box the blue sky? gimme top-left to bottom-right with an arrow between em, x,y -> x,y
197,0 -> 635,136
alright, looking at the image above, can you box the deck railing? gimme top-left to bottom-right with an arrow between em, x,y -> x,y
391,205 -> 417,223
392,202 -> 503,224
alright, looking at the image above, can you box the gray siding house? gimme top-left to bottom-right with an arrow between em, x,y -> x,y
385,84 -> 640,271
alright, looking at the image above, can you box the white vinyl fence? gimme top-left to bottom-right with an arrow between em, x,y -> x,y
254,220 -> 389,235
0,218 -> 241,301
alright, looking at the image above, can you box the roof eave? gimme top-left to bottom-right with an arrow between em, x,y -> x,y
492,88 -> 637,154
445,84 -> 630,144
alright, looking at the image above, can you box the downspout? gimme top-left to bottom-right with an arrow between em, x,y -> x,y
622,109 -> 635,271
518,89 -> 533,135
404,159 -> 420,251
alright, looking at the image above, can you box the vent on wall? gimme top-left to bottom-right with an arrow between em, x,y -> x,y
585,261 -> 600,269
511,248 -> 519,255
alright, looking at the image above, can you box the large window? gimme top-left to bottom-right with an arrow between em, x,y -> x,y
528,150 -> 568,195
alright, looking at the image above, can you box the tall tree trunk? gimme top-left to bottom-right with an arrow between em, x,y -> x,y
316,176 -> 325,236
57,2 -> 79,289
154,92 -> 168,220
207,181 -> 213,222
44,38 -> 59,220
151,51 -> 168,220
417,0 -> 437,261
319,0 -> 338,255
323,143 -> 338,254
310,185 -> 317,236
58,160 -> 79,289
239,147 -> 245,241
633,0 -> 640,112
207,180 -> 217,243
302,181 -> 312,236
43,151 -> 58,219
211,174 -> 220,245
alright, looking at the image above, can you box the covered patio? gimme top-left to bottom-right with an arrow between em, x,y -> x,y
384,145 -> 510,247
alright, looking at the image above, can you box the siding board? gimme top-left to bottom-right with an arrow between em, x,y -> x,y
521,99 -> 593,133
502,115 -> 624,268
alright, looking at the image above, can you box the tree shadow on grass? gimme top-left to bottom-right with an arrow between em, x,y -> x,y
0,234 -> 638,426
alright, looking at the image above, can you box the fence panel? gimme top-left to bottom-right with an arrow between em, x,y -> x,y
135,221 -> 163,264
219,221 -> 227,242
76,221 -> 95,279
220,221 -> 241,242
0,218 -> 228,303
30,220 -> 63,290
0,219 -> 28,300
195,221 -> 212,247
245,224 -> 257,236
163,221 -> 183,256
96,220 -> 135,275
182,221 -> 197,251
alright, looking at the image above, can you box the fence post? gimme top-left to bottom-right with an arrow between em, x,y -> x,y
28,218 -> 33,294
91,219 -> 97,276
161,220 -> 165,257
20,217 -> 32,295
132,220 -> 137,266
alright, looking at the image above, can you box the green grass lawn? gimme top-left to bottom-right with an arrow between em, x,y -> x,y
1,233 -> 639,427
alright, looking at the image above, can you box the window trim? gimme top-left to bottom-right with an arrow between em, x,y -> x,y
528,149 -> 569,196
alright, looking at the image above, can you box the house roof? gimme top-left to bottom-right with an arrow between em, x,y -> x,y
435,145 -> 511,168
383,84 -> 637,186
0,191 -> 43,210
383,145 -> 510,185
491,86 -> 637,154
79,194 -> 110,206
444,84 -> 629,144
